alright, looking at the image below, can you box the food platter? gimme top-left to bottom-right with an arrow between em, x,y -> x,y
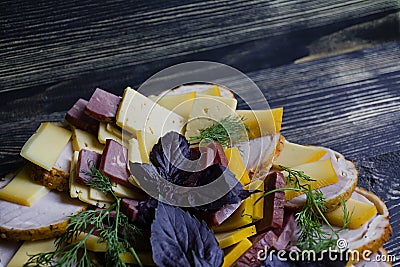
1,52 -> 398,267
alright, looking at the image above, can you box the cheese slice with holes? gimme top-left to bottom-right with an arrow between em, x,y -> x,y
236,108 -> 283,138
116,87 -> 185,137
136,130 -> 159,163
222,238 -> 252,267
274,140 -> 326,167
72,127 -> 104,154
20,122 -> 72,171
0,166 -> 50,206
185,95 -> 238,140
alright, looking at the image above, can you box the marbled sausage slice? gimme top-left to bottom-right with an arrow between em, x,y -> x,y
85,88 -> 120,123
100,139 -> 131,188
65,98 -> 99,134
76,149 -> 102,185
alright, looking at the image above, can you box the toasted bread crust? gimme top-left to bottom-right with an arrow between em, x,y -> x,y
28,162 -> 69,192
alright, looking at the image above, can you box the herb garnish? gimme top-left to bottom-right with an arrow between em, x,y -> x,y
256,166 -> 351,253
24,162 -> 143,267
189,115 -> 249,147
151,202 -> 223,267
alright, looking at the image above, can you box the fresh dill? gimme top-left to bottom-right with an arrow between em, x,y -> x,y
255,166 -> 351,253
24,162 -> 143,267
189,115 -> 249,147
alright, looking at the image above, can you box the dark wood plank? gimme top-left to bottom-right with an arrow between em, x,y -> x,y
0,0 -> 398,94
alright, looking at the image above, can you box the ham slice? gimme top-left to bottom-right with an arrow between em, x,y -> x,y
0,190 -> 87,241
236,133 -> 283,182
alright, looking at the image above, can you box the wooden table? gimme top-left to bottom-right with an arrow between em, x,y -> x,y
1,0 -> 399,265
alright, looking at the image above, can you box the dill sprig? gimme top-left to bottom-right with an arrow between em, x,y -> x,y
255,166 -> 351,253
189,115 -> 249,147
24,162 -> 143,267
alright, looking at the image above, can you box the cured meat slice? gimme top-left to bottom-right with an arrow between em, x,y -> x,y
194,202 -> 241,227
0,191 -> 87,241
255,172 -> 285,232
121,198 -> 139,223
65,98 -> 99,134
100,139 -> 131,188
85,88 -> 120,123
76,149 -> 102,185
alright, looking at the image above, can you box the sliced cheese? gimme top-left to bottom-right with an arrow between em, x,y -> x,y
222,238 -> 252,267
116,87 -> 186,137
154,91 -> 196,119
7,238 -> 57,267
112,183 -> 147,200
136,130 -> 159,163
72,127 -> 104,154
224,147 -> 250,185
69,151 -> 111,208
20,122 -> 72,171
244,180 -> 265,221
284,159 -> 339,201
0,166 -> 50,206
274,140 -> 326,167
98,122 -> 121,144
214,197 -> 255,232
72,232 -> 108,252
120,251 -> 156,266
198,85 -> 221,96
106,123 -> 123,138
236,107 -> 283,139
127,138 -> 142,188
89,187 -> 114,202
185,95 -> 238,140
215,225 -> 256,249
325,198 -> 377,229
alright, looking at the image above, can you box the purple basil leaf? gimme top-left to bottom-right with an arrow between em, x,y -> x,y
149,131 -> 191,184
151,202 -> 223,267
192,164 -> 255,210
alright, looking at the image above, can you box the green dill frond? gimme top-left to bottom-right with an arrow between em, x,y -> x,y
189,115 -> 249,147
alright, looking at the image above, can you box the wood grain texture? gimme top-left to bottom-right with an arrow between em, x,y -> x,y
0,0 -> 399,265
1,0 -> 398,94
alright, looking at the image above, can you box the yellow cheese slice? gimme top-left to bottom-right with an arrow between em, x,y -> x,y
20,122 -> 72,171
215,225 -> 256,249
274,140 -> 326,167
8,238 -> 57,267
0,166 -> 50,206
284,159 -> 339,201
224,147 -> 250,185
222,238 -> 252,267
72,127 -> 104,154
120,251 -> 156,266
98,122 -> 122,144
214,197 -> 255,232
249,181 -> 264,220
116,87 -> 185,137
89,187 -> 114,202
325,198 -> 377,229
185,95 -> 238,140
69,151 -> 111,208
112,183 -> 147,200
72,232 -> 108,252
136,130 -> 159,163
197,85 -> 221,96
236,108 -> 283,138
154,91 -> 196,119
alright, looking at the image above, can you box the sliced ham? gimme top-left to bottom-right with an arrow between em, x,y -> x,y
0,190 -> 87,241
285,147 -> 358,212
236,133 -> 283,182
65,98 -> 99,134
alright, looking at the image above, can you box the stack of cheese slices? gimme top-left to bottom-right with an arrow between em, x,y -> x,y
0,84 -> 392,267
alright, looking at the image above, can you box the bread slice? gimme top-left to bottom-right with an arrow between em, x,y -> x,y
351,247 -> 392,266
284,146 -> 358,212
